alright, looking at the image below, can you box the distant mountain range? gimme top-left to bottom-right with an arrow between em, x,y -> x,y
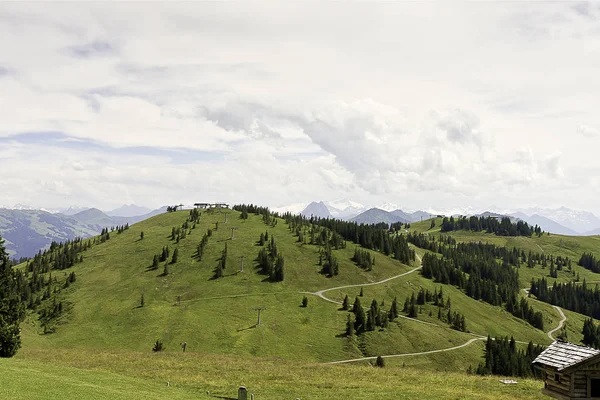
0,205 -> 166,259
297,200 -> 600,236
300,201 -> 432,225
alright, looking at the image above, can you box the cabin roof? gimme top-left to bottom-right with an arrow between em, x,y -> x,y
533,341 -> 600,371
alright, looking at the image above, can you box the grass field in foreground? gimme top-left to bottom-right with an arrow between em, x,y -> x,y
7,347 -> 545,400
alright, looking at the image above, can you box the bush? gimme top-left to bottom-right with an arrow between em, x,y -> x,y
302,296 -> 308,307
375,355 -> 385,368
152,339 -> 164,352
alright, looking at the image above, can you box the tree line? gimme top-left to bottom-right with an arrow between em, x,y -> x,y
440,216 -> 543,237
475,336 -> 543,377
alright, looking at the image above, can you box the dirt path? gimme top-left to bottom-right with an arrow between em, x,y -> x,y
547,306 -> 566,340
312,254 -> 423,305
327,338 -> 485,364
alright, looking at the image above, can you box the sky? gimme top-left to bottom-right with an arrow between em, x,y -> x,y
1,2 -> 600,214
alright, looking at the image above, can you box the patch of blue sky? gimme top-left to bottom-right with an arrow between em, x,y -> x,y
0,131 -> 226,164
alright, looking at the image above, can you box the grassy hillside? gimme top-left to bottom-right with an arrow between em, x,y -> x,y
12,210 -> 600,398
7,347 -> 546,400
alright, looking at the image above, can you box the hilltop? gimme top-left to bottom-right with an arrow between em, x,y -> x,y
6,207 -> 600,398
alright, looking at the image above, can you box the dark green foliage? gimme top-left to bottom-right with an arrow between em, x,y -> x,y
159,246 -> 170,262
152,255 -> 159,270
440,216 -> 542,237
0,237 -> 25,357
359,287 -> 363,297
345,314 -> 355,336
162,263 -> 169,276
301,296 -> 308,307
321,246 -> 338,277
476,336 -> 543,377
257,237 -> 284,282
410,233 -> 545,330
196,233 -> 209,261
375,355 -> 385,368
342,295 -> 349,310
352,297 -> 366,333
388,297 -> 398,320
116,224 -> 129,234
530,278 -> 600,320
152,339 -> 165,352
213,244 -> 228,279
140,293 -> 145,307
582,318 -> 600,348
352,248 -> 373,270
140,232 -> 144,240
171,248 -> 178,264
579,253 -> 600,273
505,295 -> 544,330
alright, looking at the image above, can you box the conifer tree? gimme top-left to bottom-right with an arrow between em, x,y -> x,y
342,295 -> 349,310
171,248 -> 179,264
0,236 -> 25,357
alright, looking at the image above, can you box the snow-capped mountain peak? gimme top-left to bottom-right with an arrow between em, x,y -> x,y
375,202 -> 400,212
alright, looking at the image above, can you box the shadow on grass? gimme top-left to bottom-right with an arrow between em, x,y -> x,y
237,324 -> 257,332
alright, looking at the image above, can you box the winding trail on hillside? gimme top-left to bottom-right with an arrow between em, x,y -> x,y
327,338 -> 485,365
547,306 -> 566,340
312,254 -> 423,305
310,250 -> 569,365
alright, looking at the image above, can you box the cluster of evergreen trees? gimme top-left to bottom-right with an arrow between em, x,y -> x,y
188,208 -> 201,224
476,336 -> 544,377
346,296 -> 399,335
171,220 -> 193,243
0,236 -> 25,357
233,204 -> 282,223
282,213 -> 415,264
582,318 -> 600,348
412,234 -> 544,330
257,236 -> 284,282
195,231 -> 210,261
440,216 -> 542,237
151,246 -> 171,270
99,228 -> 110,243
320,245 -> 339,277
505,296 -> 544,329
115,224 -> 129,234
214,243 -> 228,278
27,238 -> 90,273
530,278 -> 600,319
579,253 -> 600,273
352,248 -> 375,270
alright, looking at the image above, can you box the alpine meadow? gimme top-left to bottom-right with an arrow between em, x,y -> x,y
3,2 -> 600,399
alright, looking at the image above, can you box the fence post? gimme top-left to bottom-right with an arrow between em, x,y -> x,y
238,386 -> 248,400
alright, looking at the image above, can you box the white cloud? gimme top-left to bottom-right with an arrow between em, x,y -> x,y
0,2 -> 598,213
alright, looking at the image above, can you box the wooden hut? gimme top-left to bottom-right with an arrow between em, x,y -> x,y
533,340 -> 600,399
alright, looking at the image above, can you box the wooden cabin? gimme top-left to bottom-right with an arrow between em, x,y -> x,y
533,340 -> 600,399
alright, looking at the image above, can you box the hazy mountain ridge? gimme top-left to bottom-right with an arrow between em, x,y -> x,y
350,208 -> 410,225
297,201 -> 600,235
0,206 -> 166,259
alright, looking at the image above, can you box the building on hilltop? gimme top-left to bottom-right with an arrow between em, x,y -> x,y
533,340 -> 600,399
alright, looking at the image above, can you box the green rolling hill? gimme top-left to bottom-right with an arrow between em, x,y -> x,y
5,208 -> 600,398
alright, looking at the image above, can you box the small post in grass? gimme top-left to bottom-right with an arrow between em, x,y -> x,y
253,307 -> 267,326
238,386 -> 248,400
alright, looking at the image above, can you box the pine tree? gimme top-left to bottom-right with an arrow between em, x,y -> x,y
140,293 -> 145,307
345,314 -> 355,336
171,248 -> 178,264
0,236 -> 25,357
388,297 -> 398,320
302,296 -> 308,308
375,355 -> 385,368
342,295 -> 349,310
